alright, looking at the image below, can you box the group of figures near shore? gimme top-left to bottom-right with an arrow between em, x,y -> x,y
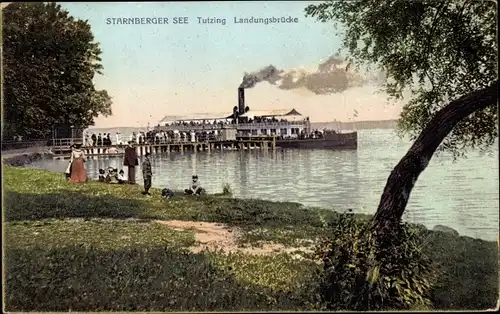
65,142 -> 204,197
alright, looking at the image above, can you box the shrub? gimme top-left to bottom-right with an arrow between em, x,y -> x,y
313,210 -> 440,311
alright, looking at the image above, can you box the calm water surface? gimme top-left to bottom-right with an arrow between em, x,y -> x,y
26,129 -> 499,241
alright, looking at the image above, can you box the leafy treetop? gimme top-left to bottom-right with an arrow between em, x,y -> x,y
305,0 -> 497,158
3,2 -> 112,139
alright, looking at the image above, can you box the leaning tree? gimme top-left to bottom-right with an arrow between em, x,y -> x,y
2,2 -> 112,140
305,0 -> 498,234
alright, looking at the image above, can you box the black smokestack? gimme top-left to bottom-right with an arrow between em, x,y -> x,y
238,87 -> 245,114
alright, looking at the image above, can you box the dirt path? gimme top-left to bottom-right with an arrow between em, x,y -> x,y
155,220 -> 313,257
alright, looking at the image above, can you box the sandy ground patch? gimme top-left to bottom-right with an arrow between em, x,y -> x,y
155,220 -> 313,257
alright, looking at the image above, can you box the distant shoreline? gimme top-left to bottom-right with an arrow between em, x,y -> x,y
312,119 -> 398,130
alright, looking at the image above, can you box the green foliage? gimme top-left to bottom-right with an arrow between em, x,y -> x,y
211,252 -> 322,300
305,0 -> 498,158
313,211 -> 440,311
424,231 -> 500,310
222,182 -> 233,195
4,219 -> 196,250
3,166 -> 344,247
4,246 -> 320,311
3,167 -> 499,310
2,2 -> 112,139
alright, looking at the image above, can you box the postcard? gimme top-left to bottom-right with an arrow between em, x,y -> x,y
2,1 -> 498,312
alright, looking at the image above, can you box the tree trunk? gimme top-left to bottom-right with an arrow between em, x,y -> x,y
371,81 -> 498,234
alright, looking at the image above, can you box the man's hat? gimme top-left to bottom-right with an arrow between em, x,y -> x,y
192,175 -> 198,179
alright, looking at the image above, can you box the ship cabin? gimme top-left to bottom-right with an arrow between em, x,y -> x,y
236,108 -> 310,139
156,109 -> 311,140
156,112 -> 234,134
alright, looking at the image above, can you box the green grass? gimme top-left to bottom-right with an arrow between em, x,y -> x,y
3,166 -> 351,247
2,166 -> 499,311
4,219 -> 196,250
5,246 -> 321,311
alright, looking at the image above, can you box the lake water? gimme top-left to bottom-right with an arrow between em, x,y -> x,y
25,129 -> 499,241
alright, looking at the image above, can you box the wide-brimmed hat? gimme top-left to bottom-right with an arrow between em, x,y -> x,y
192,175 -> 198,179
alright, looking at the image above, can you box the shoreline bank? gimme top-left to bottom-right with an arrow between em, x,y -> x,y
3,166 -> 498,311
3,150 -> 485,240
2,147 -> 54,166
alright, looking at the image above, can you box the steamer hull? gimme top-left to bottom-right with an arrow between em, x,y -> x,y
276,131 -> 357,150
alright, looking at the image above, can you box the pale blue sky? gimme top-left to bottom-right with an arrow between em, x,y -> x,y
58,1 -> 400,127
61,2 -> 340,86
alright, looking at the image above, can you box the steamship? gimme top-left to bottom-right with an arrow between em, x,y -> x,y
156,87 -> 357,150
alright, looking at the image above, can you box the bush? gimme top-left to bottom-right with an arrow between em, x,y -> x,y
313,211 -> 439,311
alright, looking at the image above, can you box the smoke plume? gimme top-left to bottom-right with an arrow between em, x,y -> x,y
239,65 -> 282,89
239,55 -> 383,94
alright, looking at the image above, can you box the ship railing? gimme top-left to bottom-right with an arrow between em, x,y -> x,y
156,121 -> 306,132
236,135 -> 276,141
156,124 -> 233,132
134,135 -> 224,145
236,121 -> 306,128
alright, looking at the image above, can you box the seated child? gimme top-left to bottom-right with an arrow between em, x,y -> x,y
98,169 -> 106,182
104,167 -> 115,183
184,175 -> 204,196
117,169 -> 126,184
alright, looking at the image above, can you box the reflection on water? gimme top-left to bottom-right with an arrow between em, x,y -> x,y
25,130 -> 499,241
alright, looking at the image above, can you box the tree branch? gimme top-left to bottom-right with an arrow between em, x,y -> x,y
371,80 -> 498,231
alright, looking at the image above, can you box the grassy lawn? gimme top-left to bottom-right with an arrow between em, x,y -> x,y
2,166 -> 498,311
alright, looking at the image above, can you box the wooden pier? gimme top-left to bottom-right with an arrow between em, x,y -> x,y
51,136 -> 276,159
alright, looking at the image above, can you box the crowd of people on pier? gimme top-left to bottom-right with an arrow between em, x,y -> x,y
83,133 -> 113,147
82,115 -> 317,147
84,130 -> 221,147
65,141 -> 204,197
162,116 -> 294,128
83,127 -> 331,149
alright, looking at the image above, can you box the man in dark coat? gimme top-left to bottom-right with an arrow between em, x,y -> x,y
123,141 -> 138,184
